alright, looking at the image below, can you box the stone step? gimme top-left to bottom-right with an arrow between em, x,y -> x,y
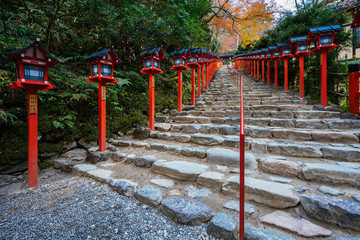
245,126 -> 359,143
149,131 -> 240,149
245,177 -> 299,208
245,118 -> 360,129
155,122 -> 360,144
247,137 -> 360,159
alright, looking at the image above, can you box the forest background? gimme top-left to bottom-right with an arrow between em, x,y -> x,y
0,0 -> 275,169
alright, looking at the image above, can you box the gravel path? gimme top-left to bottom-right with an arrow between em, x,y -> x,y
0,176 -> 214,240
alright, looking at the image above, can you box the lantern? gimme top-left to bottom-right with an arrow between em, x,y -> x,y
170,48 -> 190,112
308,25 -> 342,52
308,24 -> 343,107
7,39 -> 60,188
85,47 -> 122,84
170,48 -> 190,71
277,42 -> 292,91
139,47 -> 166,131
8,39 -> 59,91
140,47 -> 166,74
188,48 -> 202,68
290,36 -> 309,55
189,48 -> 203,99
290,36 -> 310,99
84,47 -> 122,152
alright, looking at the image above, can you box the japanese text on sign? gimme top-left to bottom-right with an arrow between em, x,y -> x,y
29,94 -> 37,114
101,86 -> 106,100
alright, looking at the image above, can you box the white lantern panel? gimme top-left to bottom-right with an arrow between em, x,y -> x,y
23,64 -> 45,81
101,64 -> 112,76
154,59 -> 159,69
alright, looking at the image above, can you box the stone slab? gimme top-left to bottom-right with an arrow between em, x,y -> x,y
260,211 -> 332,237
160,198 -> 212,225
152,160 -> 209,181
245,177 -> 299,208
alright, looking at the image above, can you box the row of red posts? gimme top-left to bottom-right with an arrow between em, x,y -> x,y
233,24 -> 342,108
226,65 -> 245,240
6,41 -> 222,188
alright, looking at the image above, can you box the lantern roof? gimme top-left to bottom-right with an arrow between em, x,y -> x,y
84,47 -> 122,65
169,48 -> 190,58
190,48 -> 202,56
290,36 -> 308,44
308,24 -> 342,35
277,42 -> 290,49
268,46 -> 277,52
351,7 -> 360,28
7,40 -> 60,67
140,47 -> 167,60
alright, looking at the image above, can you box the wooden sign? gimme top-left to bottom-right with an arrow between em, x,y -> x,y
152,75 -> 155,88
29,94 -> 37,114
101,86 -> 106,100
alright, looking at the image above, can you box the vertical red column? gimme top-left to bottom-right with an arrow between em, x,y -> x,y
349,73 -> 354,114
274,59 -> 278,88
178,70 -> 182,112
191,67 -> 195,105
198,66 -> 201,96
239,74 -> 245,240
149,74 -> 155,131
202,64 -> 205,91
321,51 -> 327,107
257,60 -> 259,80
253,60 -> 256,78
267,60 -> 270,85
299,55 -> 304,98
284,58 -> 289,91
206,64 -> 209,88
98,82 -> 106,152
250,60 -> 253,76
262,60 -> 265,82
27,89 -> 38,188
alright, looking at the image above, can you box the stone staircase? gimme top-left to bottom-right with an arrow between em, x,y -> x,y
55,66 -> 360,239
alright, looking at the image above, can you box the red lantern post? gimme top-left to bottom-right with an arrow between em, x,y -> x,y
140,47 -> 167,131
267,46 -> 276,86
188,48 -> 202,105
308,25 -> 342,107
261,49 -> 267,82
170,49 -> 191,112
277,42 -> 292,91
290,36 -> 310,99
7,39 -> 59,188
85,47 -> 122,152
273,48 -> 281,88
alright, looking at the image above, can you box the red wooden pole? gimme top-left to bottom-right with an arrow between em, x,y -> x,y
262,60 -> 265,82
239,74 -> 245,240
284,58 -> 289,91
349,72 -> 359,115
178,70 -> 182,112
98,82 -> 106,152
202,64 -> 205,91
198,66 -> 201,96
274,59 -> 278,88
191,67 -> 195,105
149,74 -> 155,131
299,55 -> 304,98
267,60 -> 270,85
253,60 -> 256,78
206,64 -> 209,88
250,60 -> 253,76
257,60 -> 259,80
321,51 -> 327,107
27,89 -> 38,188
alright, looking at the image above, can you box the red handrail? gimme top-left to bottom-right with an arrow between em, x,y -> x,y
226,65 -> 245,240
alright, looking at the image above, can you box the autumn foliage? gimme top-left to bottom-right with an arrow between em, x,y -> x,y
209,0 -> 276,52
